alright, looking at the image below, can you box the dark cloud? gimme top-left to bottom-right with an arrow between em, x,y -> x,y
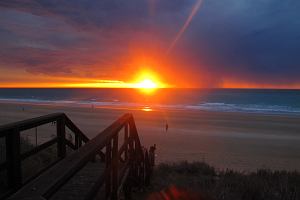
0,0 -> 300,86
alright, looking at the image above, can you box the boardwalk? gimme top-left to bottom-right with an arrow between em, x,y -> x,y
0,113 -> 155,200
51,159 -> 105,200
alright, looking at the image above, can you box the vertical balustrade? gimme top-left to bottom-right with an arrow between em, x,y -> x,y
75,133 -> 79,149
105,140 -> 112,199
1,113 -> 156,200
124,124 -> 129,161
6,128 -> 22,189
111,134 -> 119,200
57,116 -> 66,159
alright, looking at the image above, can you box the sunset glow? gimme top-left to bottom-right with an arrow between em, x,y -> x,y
136,79 -> 157,89
0,0 -> 299,89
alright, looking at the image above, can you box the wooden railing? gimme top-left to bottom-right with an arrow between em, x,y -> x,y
0,113 -> 90,199
2,113 -> 155,200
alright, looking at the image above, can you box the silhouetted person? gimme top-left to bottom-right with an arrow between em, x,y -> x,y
165,123 -> 169,132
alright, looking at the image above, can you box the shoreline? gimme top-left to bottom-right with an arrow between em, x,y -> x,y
0,99 -> 300,117
1,101 -> 300,171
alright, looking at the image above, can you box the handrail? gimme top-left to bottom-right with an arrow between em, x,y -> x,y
6,113 -> 155,200
0,113 -> 63,135
0,113 -> 91,199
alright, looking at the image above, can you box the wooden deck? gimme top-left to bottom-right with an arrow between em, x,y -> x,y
50,159 -> 105,200
0,113 -> 155,200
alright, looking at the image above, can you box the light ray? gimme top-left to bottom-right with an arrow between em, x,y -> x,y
167,0 -> 203,54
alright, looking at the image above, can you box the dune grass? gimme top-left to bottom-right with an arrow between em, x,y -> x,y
0,137 -> 57,194
136,161 -> 300,200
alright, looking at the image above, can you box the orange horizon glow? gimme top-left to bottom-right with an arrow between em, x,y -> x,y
1,68 -> 300,89
1,83 -> 300,89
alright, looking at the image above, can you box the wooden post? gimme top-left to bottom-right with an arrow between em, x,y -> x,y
111,134 -> 119,200
105,140 -> 112,199
35,127 -> 38,147
129,120 -> 139,188
144,150 -> 150,186
79,136 -> 82,147
6,129 -> 22,189
75,134 -> 79,149
57,117 -> 66,159
124,124 -> 129,161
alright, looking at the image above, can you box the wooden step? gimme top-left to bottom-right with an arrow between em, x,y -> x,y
50,159 -> 105,200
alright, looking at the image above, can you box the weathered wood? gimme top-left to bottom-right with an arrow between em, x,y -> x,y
124,124 -> 129,161
111,135 -> 119,200
84,167 -> 107,200
144,150 -> 150,186
0,113 -> 63,134
6,129 -> 22,189
0,113 -> 92,198
5,113 -> 156,200
75,134 -> 79,149
50,160 -> 105,200
105,141 -> 112,199
56,117 -> 66,159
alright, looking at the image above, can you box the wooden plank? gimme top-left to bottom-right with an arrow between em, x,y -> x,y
84,165 -> 107,200
8,113 -> 131,200
0,113 -> 63,133
50,160 -> 105,200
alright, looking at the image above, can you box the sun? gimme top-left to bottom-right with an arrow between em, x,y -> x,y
137,79 -> 157,89
135,79 -> 158,94
132,70 -> 169,93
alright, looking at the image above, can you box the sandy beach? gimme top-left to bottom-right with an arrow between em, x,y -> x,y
1,101 -> 300,171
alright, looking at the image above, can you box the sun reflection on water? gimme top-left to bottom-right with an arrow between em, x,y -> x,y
142,106 -> 153,112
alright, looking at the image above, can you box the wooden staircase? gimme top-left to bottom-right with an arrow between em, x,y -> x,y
0,113 -> 155,200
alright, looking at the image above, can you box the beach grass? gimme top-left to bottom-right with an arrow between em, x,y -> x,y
135,161 -> 300,200
0,137 -> 57,192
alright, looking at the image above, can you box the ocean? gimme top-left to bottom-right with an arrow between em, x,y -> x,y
0,88 -> 300,114
1,88 -> 300,171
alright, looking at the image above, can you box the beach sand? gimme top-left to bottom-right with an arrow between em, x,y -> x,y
0,101 -> 300,171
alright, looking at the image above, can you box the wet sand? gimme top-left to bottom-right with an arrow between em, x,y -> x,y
0,101 -> 300,171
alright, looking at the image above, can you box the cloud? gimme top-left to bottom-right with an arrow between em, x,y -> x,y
0,0 -> 300,87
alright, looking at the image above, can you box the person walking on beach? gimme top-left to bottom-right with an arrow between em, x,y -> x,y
165,122 -> 169,132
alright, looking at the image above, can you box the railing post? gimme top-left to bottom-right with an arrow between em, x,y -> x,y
75,134 -> 79,149
111,134 -> 119,200
124,123 -> 129,161
79,136 -> 83,147
129,119 -> 139,188
105,140 -> 112,199
144,150 -> 150,186
57,116 -> 66,159
6,129 -> 22,189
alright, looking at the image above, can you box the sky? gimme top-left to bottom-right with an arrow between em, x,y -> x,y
0,0 -> 300,88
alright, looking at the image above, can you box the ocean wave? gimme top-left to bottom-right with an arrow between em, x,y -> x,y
185,103 -> 300,114
0,98 -> 300,114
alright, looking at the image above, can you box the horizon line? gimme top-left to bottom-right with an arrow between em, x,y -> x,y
0,87 -> 300,90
